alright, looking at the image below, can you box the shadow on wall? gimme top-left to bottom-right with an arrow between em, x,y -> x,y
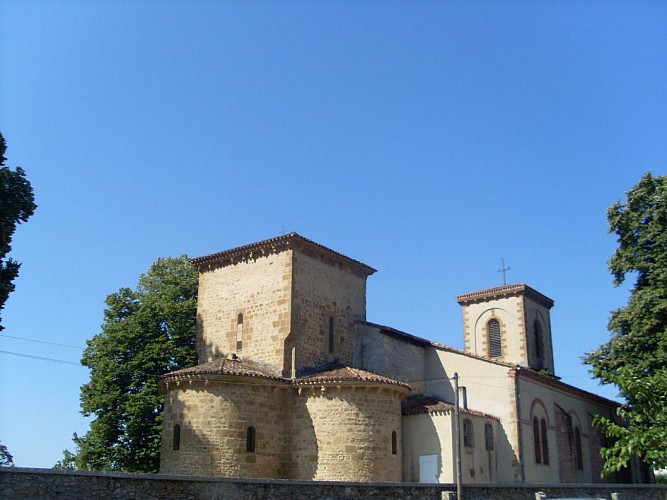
402,413 -> 442,482
494,418 -> 519,483
161,379 -> 295,480
289,392 -> 319,480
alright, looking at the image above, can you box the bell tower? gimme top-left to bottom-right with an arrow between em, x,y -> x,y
456,284 -> 555,374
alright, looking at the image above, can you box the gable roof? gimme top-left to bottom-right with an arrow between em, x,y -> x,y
191,232 -> 376,276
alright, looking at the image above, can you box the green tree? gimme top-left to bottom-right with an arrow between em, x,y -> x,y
0,441 -> 14,467
585,172 -> 667,475
76,256 -> 198,472
0,132 -> 37,330
53,449 -> 78,470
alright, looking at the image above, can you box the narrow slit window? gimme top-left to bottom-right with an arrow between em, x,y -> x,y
328,316 -> 335,354
391,431 -> 397,455
533,319 -> 544,368
173,424 -> 181,451
574,427 -> 583,471
236,313 -> 244,351
488,319 -> 502,357
463,419 -> 474,448
533,417 -> 541,464
541,418 -> 550,465
485,423 -> 494,451
246,426 -> 256,453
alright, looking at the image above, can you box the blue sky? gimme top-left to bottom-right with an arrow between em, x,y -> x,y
1,1 -> 665,469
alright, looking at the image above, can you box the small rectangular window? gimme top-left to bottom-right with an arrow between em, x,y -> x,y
328,317 -> 335,353
484,423 -> 494,451
173,424 -> 181,451
463,419 -> 474,448
246,426 -> 256,453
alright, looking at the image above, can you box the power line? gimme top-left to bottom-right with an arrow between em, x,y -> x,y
0,333 -> 84,350
0,350 -> 81,366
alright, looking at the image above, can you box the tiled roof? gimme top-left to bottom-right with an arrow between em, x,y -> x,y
356,320 -> 517,369
159,358 -> 288,383
402,394 -> 499,420
160,359 -> 410,391
191,232 -> 376,276
296,365 -> 411,390
456,283 -> 554,308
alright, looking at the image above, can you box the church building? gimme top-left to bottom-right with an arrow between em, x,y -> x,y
159,233 -> 649,483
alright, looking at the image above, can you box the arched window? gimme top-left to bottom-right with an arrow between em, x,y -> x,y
533,416 -> 542,464
328,316 -> 335,354
533,319 -> 544,368
541,418 -> 550,465
488,319 -> 502,357
391,430 -> 397,455
173,424 -> 181,451
463,419 -> 474,448
574,426 -> 583,471
485,423 -> 494,451
246,426 -> 256,453
236,313 -> 244,351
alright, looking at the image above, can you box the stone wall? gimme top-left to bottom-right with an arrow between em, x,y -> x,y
160,377 -> 290,478
196,250 -> 293,371
291,250 -> 368,372
2,469 -> 665,499
291,384 -> 403,482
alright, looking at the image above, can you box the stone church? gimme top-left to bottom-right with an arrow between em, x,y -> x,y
159,233 -> 650,484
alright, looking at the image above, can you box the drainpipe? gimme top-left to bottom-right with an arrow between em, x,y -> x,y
514,365 -> 526,483
454,372 -> 463,499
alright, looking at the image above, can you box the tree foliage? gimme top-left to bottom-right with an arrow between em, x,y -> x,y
0,441 -> 14,467
53,448 -> 78,470
585,172 -> 667,475
76,256 -> 198,472
0,132 -> 37,330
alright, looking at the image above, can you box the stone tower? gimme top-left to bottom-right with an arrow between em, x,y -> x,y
456,284 -> 555,374
192,232 -> 375,377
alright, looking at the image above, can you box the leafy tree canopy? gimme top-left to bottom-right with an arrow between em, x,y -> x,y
0,132 -> 37,330
53,448 -> 78,470
75,256 -> 198,472
0,441 -> 14,467
585,172 -> 667,475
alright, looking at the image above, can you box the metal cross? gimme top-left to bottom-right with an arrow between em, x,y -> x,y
498,258 -> 510,285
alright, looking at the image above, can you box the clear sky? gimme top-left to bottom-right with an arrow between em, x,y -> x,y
1,1 -> 665,469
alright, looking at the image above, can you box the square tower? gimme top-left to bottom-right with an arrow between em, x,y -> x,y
456,284 -> 555,374
191,233 -> 375,377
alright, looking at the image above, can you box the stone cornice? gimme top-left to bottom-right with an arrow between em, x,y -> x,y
191,232 -> 376,277
456,283 -> 554,309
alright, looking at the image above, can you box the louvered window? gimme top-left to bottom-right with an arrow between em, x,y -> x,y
488,319 -> 502,357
